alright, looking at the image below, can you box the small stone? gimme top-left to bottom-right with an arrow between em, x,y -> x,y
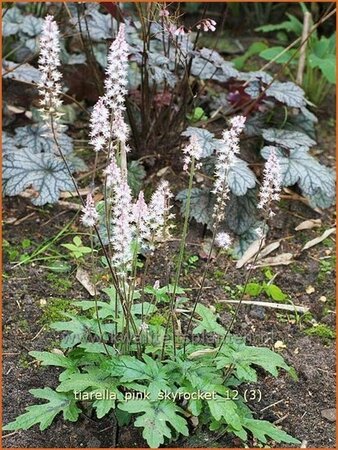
249,306 -> 265,320
87,438 -> 101,447
321,408 -> 336,422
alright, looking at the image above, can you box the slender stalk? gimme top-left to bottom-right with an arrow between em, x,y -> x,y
183,229 -> 217,354
90,232 -> 112,357
49,117 -> 140,350
216,226 -> 267,357
161,158 -> 196,359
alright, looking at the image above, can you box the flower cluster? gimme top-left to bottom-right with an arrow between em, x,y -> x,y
104,24 -> 130,144
105,157 -> 134,272
215,232 -> 232,249
258,149 -> 282,217
133,191 -> 150,241
196,19 -> 217,32
213,115 -> 246,223
104,156 -> 174,270
81,193 -> 99,228
38,15 -> 63,115
182,134 -> 203,171
147,180 -> 174,246
89,97 -> 110,153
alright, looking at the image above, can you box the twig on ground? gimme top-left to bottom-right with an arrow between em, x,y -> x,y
218,299 -> 309,314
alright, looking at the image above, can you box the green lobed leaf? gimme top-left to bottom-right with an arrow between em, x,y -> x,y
208,396 -> 243,431
110,355 -> 151,382
243,418 -> 301,444
29,351 -> 76,369
3,388 -> 81,431
192,304 -> 226,336
118,399 -> 189,448
259,46 -> 295,64
216,344 -> 292,380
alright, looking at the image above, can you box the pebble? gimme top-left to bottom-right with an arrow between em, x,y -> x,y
249,305 -> 265,320
87,437 -> 101,447
321,408 -> 336,422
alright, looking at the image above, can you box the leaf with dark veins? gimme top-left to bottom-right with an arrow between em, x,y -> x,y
3,150 -> 74,205
228,157 -> 257,196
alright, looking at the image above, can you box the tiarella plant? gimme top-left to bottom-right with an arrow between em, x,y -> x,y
3,16 -> 303,448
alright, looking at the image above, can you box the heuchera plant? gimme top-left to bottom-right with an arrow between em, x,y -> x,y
3,3 -> 335,259
3,15 -> 303,449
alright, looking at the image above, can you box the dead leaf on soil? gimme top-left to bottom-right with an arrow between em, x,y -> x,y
301,227 -> 336,252
59,187 -> 98,199
156,166 -> 170,177
252,252 -> 294,268
295,218 -> 322,231
256,241 -> 280,260
7,104 -> 25,114
76,267 -> 98,296
3,217 -> 18,224
236,238 -> 264,268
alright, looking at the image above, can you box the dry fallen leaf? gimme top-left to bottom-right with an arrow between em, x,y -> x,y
301,227 -> 336,251
7,104 -> 25,114
76,267 -> 98,296
236,239 -> 264,269
156,166 -> 170,177
257,241 -> 280,260
253,253 -> 294,268
306,285 -> 315,294
295,219 -> 322,231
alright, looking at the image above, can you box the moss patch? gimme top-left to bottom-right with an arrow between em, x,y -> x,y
39,297 -> 78,326
305,324 -> 336,342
